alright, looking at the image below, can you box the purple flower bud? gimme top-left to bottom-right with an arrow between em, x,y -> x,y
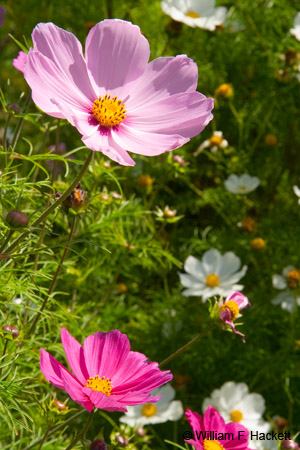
90,439 -> 108,450
2,324 -> 20,338
6,210 -> 29,229
116,435 -> 129,447
135,427 -> 146,437
282,440 -> 299,450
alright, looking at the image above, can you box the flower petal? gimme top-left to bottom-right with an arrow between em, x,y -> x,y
202,249 -> 222,275
60,369 -> 94,412
83,388 -> 127,412
184,255 -> 206,280
40,348 -> 65,389
61,328 -> 89,385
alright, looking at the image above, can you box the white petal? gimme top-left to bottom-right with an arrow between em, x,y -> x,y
272,274 -> 287,290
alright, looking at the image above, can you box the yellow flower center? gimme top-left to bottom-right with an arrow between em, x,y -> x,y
141,403 -> 157,417
85,375 -> 113,396
209,135 -> 223,146
206,273 -> 220,288
230,410 -> 244,422
92,94 -> 126,127
203,440 -> 224,450
186,10 -> 200,18
222,300 -> 239,320
239,185 -> 247,191
287,269 -> 300,289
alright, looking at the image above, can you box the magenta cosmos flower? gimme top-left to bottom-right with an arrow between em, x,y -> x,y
185,405 -> 251,450
13,51 -> 27,74
219,291 -> 250,343
40,328 -> 172,412
24,20 -> 213,166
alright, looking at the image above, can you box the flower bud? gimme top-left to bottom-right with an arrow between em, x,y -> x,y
215,83 -> 234,99
135,427 -> 146,438
8,104 -> 20,113
63,184 -> 88,212
173,155 -> 185,166
264,134 -> 277,147
2,324 -> 20,338
282,440 -> 299,450
52,399 -> 67,410
137,174 -> 153,187
6,210 -> 29,229
116,435 -> 129,447
163,206 -> 177,218
116,283 -> 128,294
111,191 -> 122,200
90,439 -> 108,450
251,237 -> 266,251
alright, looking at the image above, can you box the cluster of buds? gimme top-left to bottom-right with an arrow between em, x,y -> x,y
2,324 -> 20,339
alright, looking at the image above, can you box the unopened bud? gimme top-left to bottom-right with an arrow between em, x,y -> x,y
215,83 -> 234,99
264,134 -> 277,147
2,324 -> 20,338
111,191 -> 122,200
116,435 -> 129,447
251,237 -> 266,251
135,427 -> 146,437
282,440 -> 299,450
8,104 -> 20,113
163,206 -> 177,218
52,399 -> 67,410
6,210 -> 29,229
173,155 -> 185,166
137,174 -> 153,187
90,439 -> 108,450
116,283 -> 128,294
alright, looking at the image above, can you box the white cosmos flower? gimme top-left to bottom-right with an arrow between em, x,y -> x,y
272,266 -> 300,313
293,185 -> 300,204
179,248 -> 247,301
194,131 -> 228,155
225,173 -> 260,194
119,384 -> 183,426
202,381 -> 270,435
290,12 -> 300,41
161,0 -> 227,31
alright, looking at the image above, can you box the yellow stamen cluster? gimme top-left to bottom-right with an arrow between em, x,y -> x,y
141,403 -> 157,417
92,94 -> 126,127
206,273 -> 220,288
230,409 -> 244,422
85,375 -> 113,396
287,269 -> 300,289
186,10 -> 200,18
209,135 -> 223,146
222,300 -> 239,320
203,440 -> 224,450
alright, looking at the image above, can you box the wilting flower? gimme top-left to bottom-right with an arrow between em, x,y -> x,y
272,266 -> 300,313
290,12 -> 300,41
161,0 -> 227,31
194,130 -> 228,155
40,328 -> 172,412
13,51 -> 27,74
120,384 -> 183,426
185,405 -> 250,450
293,185 -> 300,204
179,249 -> 247,301
24,20 -> 213,166
224,174 -> 260,194
202,383 -> 270,445
217,291 -> 250,342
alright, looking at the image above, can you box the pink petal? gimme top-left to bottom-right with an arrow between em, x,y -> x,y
61,328 -> 89,385
223,423 -> 249,449
13,51 -> 27,74
226,291 -> 250,310
83,388 -> 127,412
32,22 -> 96,103
83,330 -> 130,379
112,391 -> 161,405
112,123 -> 189,157
40,348 -> 65,389
203,405 -> 225,432
85,20 -> 150,98
127,92 -> 214,138
82,129 -> 135,166
25,50 -> 91,120
60,368 -> 94,412
126,55 -> 198,111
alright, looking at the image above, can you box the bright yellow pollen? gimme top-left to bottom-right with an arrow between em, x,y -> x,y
210,135 -> 223,146
230,410 -> 244,422
203,440 -> 224,450
92,94 -> 126,127
85,375 -> 113,396
222,300 -> 239,320
141,403 -> 157,417
287,269 -> 300,289
206,273 -> 220,288
239,185 -> 247,191
186,10 -> 200,18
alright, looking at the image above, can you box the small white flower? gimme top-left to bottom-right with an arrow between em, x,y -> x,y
272,266 -> 300,313
194,131 -> 228,156
225,173 -> 260,194
119,384 -> 183,426
179,248 -> 247,301
290,12 -> 300,41
202,381 -> 270,434
293,185 -> 300,204
161,0 -> 227,31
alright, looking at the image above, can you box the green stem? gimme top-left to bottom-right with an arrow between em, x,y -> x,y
3,112 -> 12,151
22,410 -> 85,450
10,92 -> 32,152
65,409 -> 95,450
3,151 -> 92,256
159,326 -> 213,368
0,229 -> 14,254
37,424 -> 51,450
0,339 -> 9,377
27,216 -> 78,335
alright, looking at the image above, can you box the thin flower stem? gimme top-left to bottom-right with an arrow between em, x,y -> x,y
65,409 -> 95,450
3,112 -> 12,151
0,229 -> 14,253
27,216 -> 78,335
3,151 -> 92,256
22,410 -> 85,450
0,339 -> 9,377
10,92 -> 32,152
159,326 -> 213,368
37,424 -> 51,450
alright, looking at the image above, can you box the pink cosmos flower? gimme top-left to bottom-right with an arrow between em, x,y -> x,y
185,405 -> 251,450
219,291 -> 251,343
13,51 -> 27,74
24,20 -> 213,166
40,328 -> 172,412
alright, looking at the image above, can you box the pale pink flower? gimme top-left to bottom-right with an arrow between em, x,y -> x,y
40,328 -> 172,412
24,20 -> 213,166
219,291 -> 250,342
13,51 -> 27,74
